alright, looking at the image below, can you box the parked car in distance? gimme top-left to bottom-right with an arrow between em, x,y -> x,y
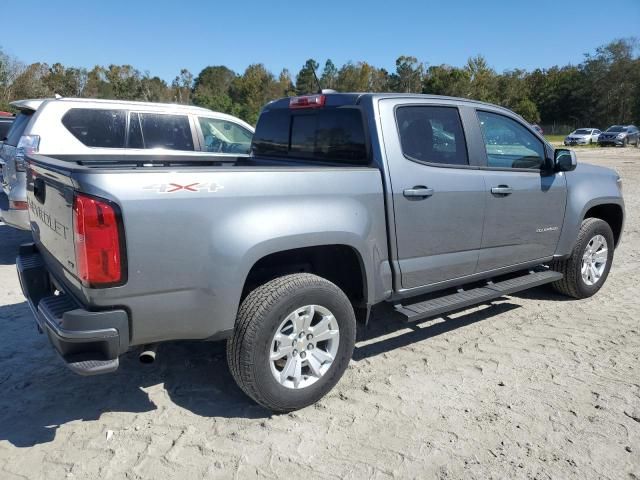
564,128 -> 601,145
0,97 -> 254,230
531,123 -> 543,135
18,92 -> 624,412
597,125 -> 640,147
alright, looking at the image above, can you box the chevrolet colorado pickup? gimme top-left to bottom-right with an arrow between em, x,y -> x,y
17,93 -> 624,412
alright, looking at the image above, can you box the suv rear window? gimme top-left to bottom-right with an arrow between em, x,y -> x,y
252,108 -> 368,164
5,112 -> 33,146
62,109 -> 126,148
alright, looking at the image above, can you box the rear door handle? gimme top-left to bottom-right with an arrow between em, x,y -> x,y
491,185 -> 513,196
403,187 -> 434,198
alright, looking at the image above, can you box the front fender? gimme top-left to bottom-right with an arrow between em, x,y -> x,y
554,163 -> 624,257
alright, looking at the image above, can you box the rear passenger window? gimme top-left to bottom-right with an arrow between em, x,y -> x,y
62,109 -> 126,148
138,113 -> 194,151
396,106 -> 468,166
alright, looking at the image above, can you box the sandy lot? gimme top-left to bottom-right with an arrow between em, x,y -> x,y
0,147 -> 639,479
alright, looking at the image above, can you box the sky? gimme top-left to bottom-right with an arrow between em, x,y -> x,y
2,0 -> 639,82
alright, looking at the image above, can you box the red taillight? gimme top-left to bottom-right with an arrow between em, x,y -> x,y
289,94 -> 326,109
73,193 -> 124,287
9,200 -> 28,210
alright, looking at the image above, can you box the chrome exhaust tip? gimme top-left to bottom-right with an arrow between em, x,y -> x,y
139,344 -> 158,364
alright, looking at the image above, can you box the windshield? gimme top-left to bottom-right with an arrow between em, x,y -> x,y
574,129 -> 591,135
606,126 -> 626,133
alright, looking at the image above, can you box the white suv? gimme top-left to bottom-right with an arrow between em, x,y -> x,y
0,98 -> 254,230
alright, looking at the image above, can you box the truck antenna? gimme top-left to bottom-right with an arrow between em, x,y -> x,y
311,65 -> 322,94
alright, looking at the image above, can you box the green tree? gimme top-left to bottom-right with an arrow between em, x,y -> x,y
276,69 -> 295,97
11,63 -> 50,99
320,59 -> 338,90
423,65 -> 471,97
192,65 -> 236,113
391,55 -> 423,93
231,64 -> 280,124
140,74 -> 171,102
103,64 -> 143,100
465,55 -> 497,102
172,68 -> 193,104
295,59 -> 320,95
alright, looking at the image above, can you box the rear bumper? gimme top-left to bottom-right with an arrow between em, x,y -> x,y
16,243 -> 130,375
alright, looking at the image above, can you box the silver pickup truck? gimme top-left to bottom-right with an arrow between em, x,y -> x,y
17,93 -> 624,412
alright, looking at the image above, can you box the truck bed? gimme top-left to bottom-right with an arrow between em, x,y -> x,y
25,153 -> 390,347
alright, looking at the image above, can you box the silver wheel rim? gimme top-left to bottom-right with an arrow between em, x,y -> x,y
269,305 -> 340,389
581,234 -> 608,286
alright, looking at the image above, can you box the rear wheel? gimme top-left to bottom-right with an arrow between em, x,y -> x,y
227,273 -> 356,413
550,218 -> 614,299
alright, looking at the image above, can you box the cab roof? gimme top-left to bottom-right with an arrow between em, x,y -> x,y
264,92 -> 521,117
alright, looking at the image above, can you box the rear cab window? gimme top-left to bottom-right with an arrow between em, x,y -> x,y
252,102 -> 369,165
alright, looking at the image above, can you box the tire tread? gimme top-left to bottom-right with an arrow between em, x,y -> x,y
550,217 -> 611,298
227,273 -> 351,412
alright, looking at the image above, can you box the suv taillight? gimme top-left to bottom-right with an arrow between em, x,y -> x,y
15,135 -> 40,171
73,193 -> 125,287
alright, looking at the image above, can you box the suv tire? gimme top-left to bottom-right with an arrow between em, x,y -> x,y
227,273 -> 356,413
550,218 -> 614,299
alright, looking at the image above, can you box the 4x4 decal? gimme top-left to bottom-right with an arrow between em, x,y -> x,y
143,182 -> 224,194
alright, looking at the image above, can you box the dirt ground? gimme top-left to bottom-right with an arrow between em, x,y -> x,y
0,146 -> 639,480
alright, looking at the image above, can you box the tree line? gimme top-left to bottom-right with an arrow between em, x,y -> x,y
1,38 -> 638,130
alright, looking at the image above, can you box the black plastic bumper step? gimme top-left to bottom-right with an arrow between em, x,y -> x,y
395,270 -> 563,322
67,358 -> 119,376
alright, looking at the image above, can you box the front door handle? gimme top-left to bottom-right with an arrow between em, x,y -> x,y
403,187 -> 434,198
491,185 -> 513,196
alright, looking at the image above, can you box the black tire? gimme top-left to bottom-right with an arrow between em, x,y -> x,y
622,137 -> 628,147
550,218 -> 614,299
227,273 -> 356,413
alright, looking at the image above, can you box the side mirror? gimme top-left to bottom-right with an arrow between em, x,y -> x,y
554,148 -> 577,172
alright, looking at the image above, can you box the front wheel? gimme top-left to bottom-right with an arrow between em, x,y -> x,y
227,273 -> 356,412
550,218 -> 614,299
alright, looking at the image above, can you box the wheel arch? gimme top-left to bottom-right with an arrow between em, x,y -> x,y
583,203 -> 624,247
241,243 -> 370,319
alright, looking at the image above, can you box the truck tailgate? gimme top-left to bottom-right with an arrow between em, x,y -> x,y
27,161 -> 77,278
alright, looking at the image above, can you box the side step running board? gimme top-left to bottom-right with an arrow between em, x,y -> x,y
395,270 -> 563,322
